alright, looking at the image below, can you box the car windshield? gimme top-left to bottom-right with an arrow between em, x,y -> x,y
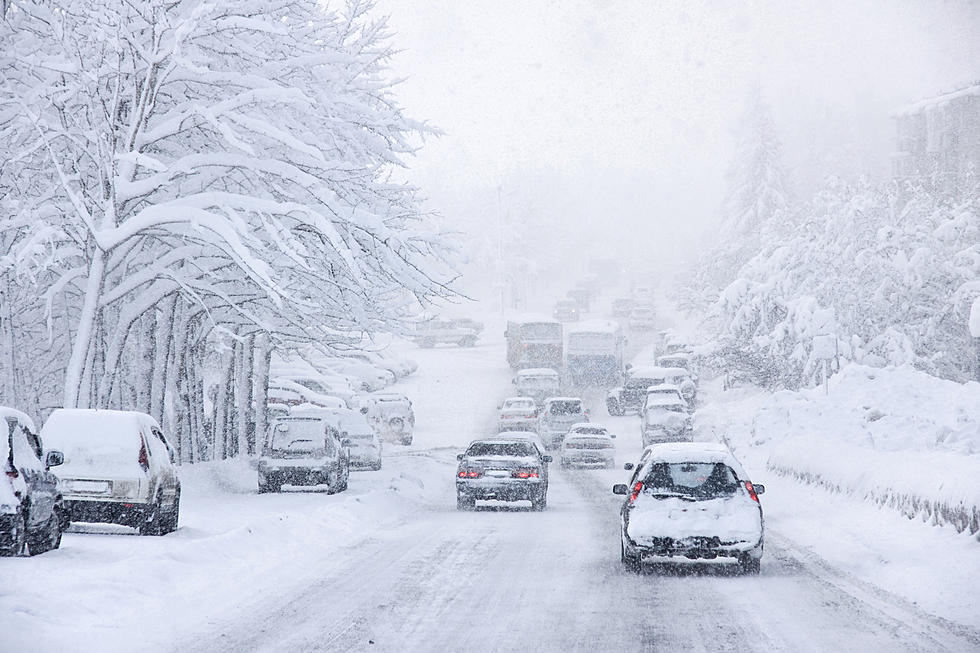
465,442 -> 536,457
572,427 -> 606,435
518,375 -> 557,387
642,462 -> 739,498
547,401 -> 582,415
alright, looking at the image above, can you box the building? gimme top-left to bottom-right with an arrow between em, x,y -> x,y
892,82 -> 980,193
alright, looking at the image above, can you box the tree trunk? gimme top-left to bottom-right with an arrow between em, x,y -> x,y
252,333 -> 271,456
64,248 -> 106,408
236,334 -> 254,457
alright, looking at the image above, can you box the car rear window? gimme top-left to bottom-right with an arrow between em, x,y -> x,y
642,462 -> 739,498
269,419 -> 331,454
466,442 -> 536,457
548,401 -> 582,415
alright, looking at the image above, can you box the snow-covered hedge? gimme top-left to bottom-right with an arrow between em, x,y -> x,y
750,365 -> 980,536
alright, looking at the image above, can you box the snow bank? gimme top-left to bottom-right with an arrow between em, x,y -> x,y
702,365 -> 980,537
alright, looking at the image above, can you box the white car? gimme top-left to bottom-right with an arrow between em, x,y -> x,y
537,397 -> 589,449
614,442 -> 765,574
268,380 -> 346,409
497,397 -> 538,432
273,372 -> 356,404
41,409 -> 181,536
323,408 -> 383,471
360,393 -> 415,445
560,423 -> 616,468
322,358 -> 394,392
640,395 -> 693,446
629,306 -> 656,330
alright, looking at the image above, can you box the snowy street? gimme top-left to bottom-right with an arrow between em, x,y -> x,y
4,326 -> 978,653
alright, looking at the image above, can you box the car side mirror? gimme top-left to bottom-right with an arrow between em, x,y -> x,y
623,462 -> 634,471
754,484 -> 765,495
341,438 -> 352,448
45,450 -> 64,468
456,453 -> 464,461
612,484 -> 628,495
609,434 -> 616,439
360,407 -> 369,414
542,455 -> 552,463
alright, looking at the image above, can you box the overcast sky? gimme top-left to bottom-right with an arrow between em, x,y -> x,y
377,0 -> 980,294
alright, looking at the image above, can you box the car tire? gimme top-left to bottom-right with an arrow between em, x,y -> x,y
739,553 -> 761,575
606,399 -> 623,417
621,539 -> 641,573
400,436 -> 413,446
338,463 -> 350,492
371,459 -> 383,471
27,512 -> 61,555
139,494 -> 165,536
161,490 -> 180,534
0,513 -> 27,557
531,492 -> 547,511
456,493 -> 475,511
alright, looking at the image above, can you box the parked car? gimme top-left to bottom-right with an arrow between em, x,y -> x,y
321,358 -> 394,392
360,392 -> 415,445
41,409 -> 180,536
1,407 -> 66,556
318,407 -> 382,471
272,371 -> 355,404
640,396 -> 694,446
642,384 -> 689,412
455,437 -> 552,511
513,367 -> 561,406
552,299 -> 580,322
257,414 -> 350,493
269,379 -> 347,409
613,442 -> 765,574
411,318 -> 480,348
628,306 -> 656,330
338,350 -> 417,381
559,423 -> 616,469
611,297 -> 634,317
537,397 -> 589,449
497,397 -> 539,432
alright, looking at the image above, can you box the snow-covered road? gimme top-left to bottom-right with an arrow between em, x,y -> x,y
3,322 -> 979,652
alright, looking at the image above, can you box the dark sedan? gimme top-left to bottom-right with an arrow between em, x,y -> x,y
456,438 -> 552,511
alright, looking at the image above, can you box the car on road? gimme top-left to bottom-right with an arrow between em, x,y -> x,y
455,438 -> 552,511
537,397 -> 589,449
497,397 -> 539,432
317,407 -> 382,471
552,299 -> 580,322
559,423 -> 616,469
613,442 -> 765,574
513,367 -> 561,406
606,365 -> 680,416
1,407 -> 66,556
257,414 -> 351,493
628,306 -> 656,330
359,392 -> 415,445
640,395 -> 693,446
411,318 -> 480,348
642,384 -> 688,412
41,409 -> 181,536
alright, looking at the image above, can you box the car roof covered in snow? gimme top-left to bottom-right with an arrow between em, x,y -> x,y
0,406 -> 37,434
640,442 -> 748,477
568,423 -> 609,434
41,409 -> 159,447
517,368 -> 560,377
566,319 -> 621,334
542,396 -> 583,404
629,366 -> 689,379
646,384 -> 682,393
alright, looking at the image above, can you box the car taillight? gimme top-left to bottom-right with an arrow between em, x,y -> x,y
457,469 -> 482,478
565,442 -> 579,449
5,467 -> 18,479
629,481 -> 643,503
512,468 -> 539,479
138,440 -> 149,472
744,481 -> 760,502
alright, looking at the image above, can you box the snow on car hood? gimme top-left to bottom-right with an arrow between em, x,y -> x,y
627,494 -> 762,545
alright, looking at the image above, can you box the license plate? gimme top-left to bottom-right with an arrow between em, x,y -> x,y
71,480 -> 111,494
485,469 -> 510,478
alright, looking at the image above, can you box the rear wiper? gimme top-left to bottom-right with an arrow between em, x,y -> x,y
647,491 -> 696,501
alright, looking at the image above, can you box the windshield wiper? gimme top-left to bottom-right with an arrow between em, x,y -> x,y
647,491 -> 697,501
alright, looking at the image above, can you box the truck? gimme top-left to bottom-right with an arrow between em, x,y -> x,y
564,320 -> 625,386
505,317 -> 563,370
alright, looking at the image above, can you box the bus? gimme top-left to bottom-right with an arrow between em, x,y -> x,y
505,316 -> 563,371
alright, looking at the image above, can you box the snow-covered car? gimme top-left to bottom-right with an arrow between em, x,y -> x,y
559,423 -> 616,469
537,397 -> 589,449
607,365 -> 682,416
1,407 -> 66,556
339,350 -> 417,381
614,442 -> 765,574
41,409 -> 181,536
657,353 -> 697,381
628,306 -> 656,330
321,358 -> 395,392
411,318 -> 480,348
268,380 -> 347,409
611,297 -> 634,317
272,372 -> 355,405
257,414 -> 351,493
497,397 -> 539,432
552,299 -> 580,322
640,395 -> 694,446
319,407 -> 382,471
455,438 -> 552,511
513,367 -> 561,405
642,384 -> 688,412
361,392 -> 415,445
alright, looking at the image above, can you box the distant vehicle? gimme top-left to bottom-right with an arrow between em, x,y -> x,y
614,442 -> 765,574
1,407 -> 66,556
642,385 -> 688,412
360,392 -> 415,445
269,363 -> 358,404
41,409 -> 180,536
552,299 -> 580,322
565,320 -> 625,386
657,353 -> 697,381
269,379 -> 347,409
640,395 -> 693,446
497,397 -> 539,432
628,306 -> 656,330
505,317 -> 563,370
606,365 -> 686,416
455,438 -> 552,511
302,407 -> 382,471
611,297 -> 634,317
537,397 -> 589,449
338,350 -> 417,381
412,318 -> 480,348
567,287 -> 591,312
320,358 -> 394,392
560,423 -> 616,469
257,414 -> 350,493
632,285 -> 655,302
513,368 -> 561,406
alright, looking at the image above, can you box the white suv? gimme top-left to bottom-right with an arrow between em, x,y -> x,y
41,409 -> 180,536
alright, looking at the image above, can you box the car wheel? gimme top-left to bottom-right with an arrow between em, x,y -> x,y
162,490 -> 180,534
531,492 -> 547,511
621,539 -> 641,573
606,399 -> 622,416
338,462 -> 350,492
371,459 -> 383,471
400,436 -> 413,446
28,511 -> 62,555
456,493 -> 476,511
139,493 -> 165,536
0,513 -> 27,557
739,553 -> 761,575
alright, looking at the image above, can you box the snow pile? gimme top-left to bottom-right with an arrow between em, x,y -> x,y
727,365 -> 980,536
